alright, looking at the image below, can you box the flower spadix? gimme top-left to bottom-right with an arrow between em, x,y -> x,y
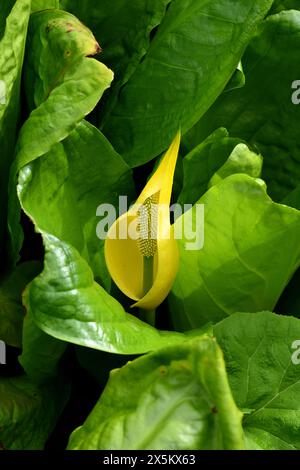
104,132 -> 180,310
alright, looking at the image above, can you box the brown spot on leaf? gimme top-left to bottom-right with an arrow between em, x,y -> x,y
86,43 -> 102,58
66,22 -> 75,33
95,42 -> 102,54
211,406 -> 218,414
159,366 -> 168,376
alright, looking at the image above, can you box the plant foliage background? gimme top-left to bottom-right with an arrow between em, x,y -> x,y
1,0 -> 300,450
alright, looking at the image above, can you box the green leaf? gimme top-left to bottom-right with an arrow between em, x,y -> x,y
0,262 -> 40,347
223,62 -> 245,94
0,0 -> 30,260
19,308 -> 67,384
8,9 -> 113,263
0,375 -> 69,450
0,1 -> 15,40
187,11 -> 300,201
283,186 -> 300,211
214,312 -> 300,450
178,128 -> 243,206
75,346 -> 134,387
67,336 -> 244,450
208,143 -> 262,188
100,0 -> 274,167
31,0 -> 59,12
170,174 -> 300,330
19,10 -> 112,167
27,234 -> 188,354
18,120 -> 135,289
270,0 -> 300,13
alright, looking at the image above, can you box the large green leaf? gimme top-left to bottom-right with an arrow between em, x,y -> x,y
26,234 -> 188,354
75,346 -> 135,387
18,120 -> 135,289
186,11 -> 300,201
215,312 -> 300,450
0,262 -> 40,347
170,174 -> 300,330
68,336 -> 244,450
8,9 -> 113,263
0,0 -> 30,261
100,0 -> 274,167
0,375 -> 69,450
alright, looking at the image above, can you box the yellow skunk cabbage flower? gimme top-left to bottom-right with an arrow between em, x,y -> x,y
104,132 -> 180,311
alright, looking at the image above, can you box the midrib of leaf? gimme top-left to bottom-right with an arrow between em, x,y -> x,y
232,200 -> 269,286
241,323 -> 300,420
44,61 -> 70,101
174,268 -> 199,329
195,259 -> 232,317
100,0 -> 172,128
128,380 -> 199,450
244,335 -> 266,405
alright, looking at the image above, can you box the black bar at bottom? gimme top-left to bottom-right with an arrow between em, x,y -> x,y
0,450 -> 299,468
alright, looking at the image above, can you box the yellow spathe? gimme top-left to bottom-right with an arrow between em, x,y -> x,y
104,132 -> 180,310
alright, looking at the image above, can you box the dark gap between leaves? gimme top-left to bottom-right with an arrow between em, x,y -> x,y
19,212 -> 44,264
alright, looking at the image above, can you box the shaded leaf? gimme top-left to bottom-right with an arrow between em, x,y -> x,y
0,375 -> 69,450
0,262 -> 40,347
101,0 -> 274,167
179,128 -> 243,206
61,0 -> 171,128
276,268 -> 300,318
270,0 -> 300,13
19,308 -> 67,384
